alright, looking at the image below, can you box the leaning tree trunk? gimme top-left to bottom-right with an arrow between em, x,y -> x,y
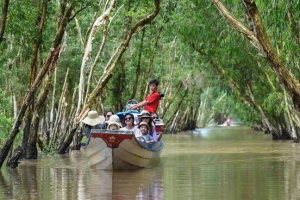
76,0 -> 117,116
242,75 -> 279,136
25,70 -> 54,159
165,87 -> 189,129
0,0 -> 10,42
58,0 -> 161,154
212,0 -> 300,112
131,28 -> 145,99
21,108 -> 33,154
0,4 -> 73,168
57,87 -> 77,151
49,68 -> 69,148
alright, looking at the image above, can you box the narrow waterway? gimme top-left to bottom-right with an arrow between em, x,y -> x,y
1,126 -> 300,199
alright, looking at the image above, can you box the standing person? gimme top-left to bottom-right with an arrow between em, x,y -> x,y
119,113 -> 142,137
226,116 -> 231,126
82,110 -> 105,138
129,79 -> 160,113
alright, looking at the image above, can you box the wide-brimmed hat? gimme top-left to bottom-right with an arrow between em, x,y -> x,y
138,121 -> 150,130
106,115 -> 122,128
138,110 -> 151,118
82,110 -> 105,126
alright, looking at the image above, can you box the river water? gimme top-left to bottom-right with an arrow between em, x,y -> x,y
1,126 -> 300,200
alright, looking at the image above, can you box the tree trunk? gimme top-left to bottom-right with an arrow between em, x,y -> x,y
25,74 -> 53,159
77,0 -> 161,121
161,82 -> 183,118
49,68 -> 57,132
165,87 -> 188,128
0,4 -> 73,168
131,27 -> 145,99
242,75 -> 279,137
59,0 -> 161,154
0,0 -> 10,42
6,145 -> 22,168
212,0 -> 300,112
50,68 -> 69,148
76,0 -> 117,116
57,88 -> 77,151
21,108 -> 33,153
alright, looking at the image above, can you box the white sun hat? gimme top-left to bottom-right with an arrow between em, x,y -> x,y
82,110 -> 105,126
106,115 -> 122,128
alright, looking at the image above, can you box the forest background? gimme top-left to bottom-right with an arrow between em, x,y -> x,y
0,0 -> 299,168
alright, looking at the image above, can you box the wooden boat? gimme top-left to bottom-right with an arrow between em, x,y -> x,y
84,129 -> 164,170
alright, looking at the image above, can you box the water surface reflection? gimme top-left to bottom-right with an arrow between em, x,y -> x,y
1,126 -> 300,199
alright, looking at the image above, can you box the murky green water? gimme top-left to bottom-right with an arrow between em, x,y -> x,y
1,126 -> 300,199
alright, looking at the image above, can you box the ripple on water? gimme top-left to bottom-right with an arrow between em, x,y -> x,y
0,126 -> 300,199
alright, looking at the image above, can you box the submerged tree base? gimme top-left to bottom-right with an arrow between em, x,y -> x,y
6,145 -> 23,168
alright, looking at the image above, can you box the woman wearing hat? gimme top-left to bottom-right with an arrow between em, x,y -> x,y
138,110 -> 157,142
82,110 -> 105,138
120,113 -> 142,137
137,122 -> 155,148
106,115 -> 122,130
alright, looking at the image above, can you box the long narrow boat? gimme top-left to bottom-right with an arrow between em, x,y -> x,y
84,129 -> 164,170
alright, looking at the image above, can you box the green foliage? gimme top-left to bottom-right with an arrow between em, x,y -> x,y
0,0 -> 299,146
0,114 -> 14,148
41,143 -> 58,155
262,92 -> 285,115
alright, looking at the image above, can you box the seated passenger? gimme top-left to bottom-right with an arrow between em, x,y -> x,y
99,110 -> 114,129
119,113 -> 142,137
138,110 -> 157,142
137,122 -> 155,144
151,112 -> 163,141
151,112 -> 158,120
106,115 -> 122,130
82,110 -> 105,138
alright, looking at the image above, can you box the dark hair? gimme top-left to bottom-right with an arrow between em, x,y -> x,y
104,110 -> 114,117
152,112 -> 159,118
149,79 -> 159,86
140,116 -> 154,132
124,113 -> 135,126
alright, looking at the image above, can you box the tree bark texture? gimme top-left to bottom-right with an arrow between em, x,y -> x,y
0,4 -> 73,168
77,0 -> 161,121
131,27 -> 145,99
212,0 -> 300,112
76,0 -> 117,116
58,0 -> 161,154
0,0 -> 9,42
25,73 -> 53,159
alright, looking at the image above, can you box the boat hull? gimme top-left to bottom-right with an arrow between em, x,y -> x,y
84,130 -> 164,170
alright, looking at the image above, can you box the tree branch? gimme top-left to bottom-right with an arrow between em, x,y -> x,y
68,7 -> 87,22
211,0 -> 265,56
77,0 -> 161,122
0,0 -> 10,42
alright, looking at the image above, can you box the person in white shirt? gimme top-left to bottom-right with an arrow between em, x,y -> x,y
119,113 -> 142,137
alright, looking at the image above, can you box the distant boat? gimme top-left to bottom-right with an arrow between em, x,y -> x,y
84,129 -> 164,170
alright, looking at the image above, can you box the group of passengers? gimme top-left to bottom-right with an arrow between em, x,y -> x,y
82,79 -> 162,145
82,110 -> 160,144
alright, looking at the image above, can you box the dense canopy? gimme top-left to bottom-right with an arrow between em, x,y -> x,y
0,0 -> 299,168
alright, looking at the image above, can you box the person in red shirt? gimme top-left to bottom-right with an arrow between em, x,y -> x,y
129,79 -> 160,113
